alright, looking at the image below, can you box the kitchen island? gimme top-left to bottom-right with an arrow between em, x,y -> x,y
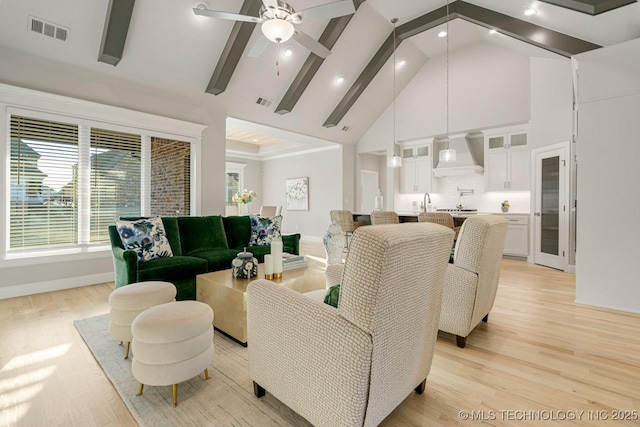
353,211 -> 475,227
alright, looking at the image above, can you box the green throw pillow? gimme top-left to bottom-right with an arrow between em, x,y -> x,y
324,284 -> 340,308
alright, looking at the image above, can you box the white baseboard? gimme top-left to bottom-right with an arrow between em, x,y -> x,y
0,272 -> 114,299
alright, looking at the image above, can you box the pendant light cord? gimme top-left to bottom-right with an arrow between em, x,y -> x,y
392,18 -> 398,156
445,0 -> 450,150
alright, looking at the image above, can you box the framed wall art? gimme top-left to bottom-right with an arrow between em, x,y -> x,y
285,177 -> 309,211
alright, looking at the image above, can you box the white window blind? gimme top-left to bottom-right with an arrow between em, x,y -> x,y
10,116 -> 79,249
6,100 -> 200,257
150,137 -> 191,216
90,127 -> 142,243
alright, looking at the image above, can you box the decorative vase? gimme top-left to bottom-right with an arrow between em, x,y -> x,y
501,206 -> 509,213
231,248 -> 258,279
323,221 -> 346,265
238,203 -> 249,215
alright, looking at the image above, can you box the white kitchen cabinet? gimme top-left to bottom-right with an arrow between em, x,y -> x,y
400,143 -> 433,194
485,130 -> 530,191
502,214 -> 529,257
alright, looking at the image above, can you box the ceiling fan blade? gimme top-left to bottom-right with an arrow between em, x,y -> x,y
193,7 -> 262,23
247,36 -> 271,58
289,0 -> 355,23
292,30 -> 331,58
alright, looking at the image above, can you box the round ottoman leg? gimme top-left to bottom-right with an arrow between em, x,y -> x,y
173,384 -> 178,407
204,369 -> 211,380
124,341 -> 131,360
136,384 -> 144,396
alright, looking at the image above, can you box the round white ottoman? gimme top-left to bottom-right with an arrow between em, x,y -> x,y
108,281 -> 176,359
131,300 -> 214,407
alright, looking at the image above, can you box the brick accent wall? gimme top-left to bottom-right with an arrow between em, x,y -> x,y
151,138 -> 191,216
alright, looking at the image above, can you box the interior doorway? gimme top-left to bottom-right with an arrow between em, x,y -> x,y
533,143 -> 569,270
360,170 -> 379,213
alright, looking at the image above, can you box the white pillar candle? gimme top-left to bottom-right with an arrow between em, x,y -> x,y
271,239 -> 283,275
264,254 -> 274,276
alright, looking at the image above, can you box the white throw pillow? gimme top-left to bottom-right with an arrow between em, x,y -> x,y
115,216 -> 173,262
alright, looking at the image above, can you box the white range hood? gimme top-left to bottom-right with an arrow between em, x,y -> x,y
433,134 -> 484,177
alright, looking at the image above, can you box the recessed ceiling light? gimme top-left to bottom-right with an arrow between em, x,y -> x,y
396,58 -> 406,68
523,6 -> 537,16
489,29 -> 497,34
282,46 -> 294,57
252,138 -> 259,142
194,2 -> 209,18
335,74 -> 345,84
438,30 -> 447,38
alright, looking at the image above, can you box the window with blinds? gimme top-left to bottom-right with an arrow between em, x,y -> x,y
10,116 -> 79,249
90,128 -> 142,243
8,114 -> 194,253
150,138 -> 191,216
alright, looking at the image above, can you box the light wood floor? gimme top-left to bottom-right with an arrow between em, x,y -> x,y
1,241 -> 639,426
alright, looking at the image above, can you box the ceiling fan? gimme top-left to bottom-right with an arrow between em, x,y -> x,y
193,0 -> 356,58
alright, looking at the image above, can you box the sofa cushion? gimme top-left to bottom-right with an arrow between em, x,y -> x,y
178,216 -> 228,255
222,215 -> 251,250
137,255 -> 208,282
249,215 -> 282,246
189,249 -> 240,271
246,244 -> 270,263
116,216 -> 173,262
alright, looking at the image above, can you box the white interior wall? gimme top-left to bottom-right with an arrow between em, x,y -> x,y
358,42 -> 531,154
530,57 -> 573,150
261,147 -> 343,238
574,39 -> 640,314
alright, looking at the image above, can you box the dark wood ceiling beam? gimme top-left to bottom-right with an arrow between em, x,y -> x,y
275,0 -> 365,115
323,0 -> 602,128
323,3 -> 453,128
98,0 -> 135,66
538,0 -> 637,15
205,0 -> 262,96
456,2 -> 601,57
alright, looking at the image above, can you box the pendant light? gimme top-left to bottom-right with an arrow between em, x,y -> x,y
439,0 -> 456,163
388,18 -> 402,168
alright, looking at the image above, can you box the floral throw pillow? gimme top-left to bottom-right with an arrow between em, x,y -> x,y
249,215 -> 282,246
115,216 -> 173,262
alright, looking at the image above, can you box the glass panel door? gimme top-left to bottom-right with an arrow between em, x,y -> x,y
534,146 -> 566,270
540,156 -> 560,255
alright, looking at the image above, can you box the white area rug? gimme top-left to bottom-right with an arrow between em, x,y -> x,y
74,314 -> 311,426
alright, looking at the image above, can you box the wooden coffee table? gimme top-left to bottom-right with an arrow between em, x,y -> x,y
196,257 -> 326,346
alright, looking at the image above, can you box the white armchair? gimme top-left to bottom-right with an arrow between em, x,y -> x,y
259,205 -> 281,217
438,215 -> 509,348
247,223 -> 454,427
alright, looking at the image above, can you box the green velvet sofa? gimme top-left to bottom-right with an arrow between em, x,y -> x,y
108,215 -> 300,300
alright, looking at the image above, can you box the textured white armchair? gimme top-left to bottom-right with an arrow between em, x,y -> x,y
438,215 -> 509,348
247,223 -> 454,427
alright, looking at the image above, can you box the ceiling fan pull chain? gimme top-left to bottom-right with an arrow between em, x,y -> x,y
276,40 -> 281,76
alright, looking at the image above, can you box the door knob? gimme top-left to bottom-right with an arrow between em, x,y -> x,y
534,212 -> 541,216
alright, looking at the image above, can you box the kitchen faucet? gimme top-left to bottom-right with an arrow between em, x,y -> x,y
423,192 -> 431,212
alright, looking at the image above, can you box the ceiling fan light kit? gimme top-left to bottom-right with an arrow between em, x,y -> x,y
193,0 -> 355,58
262,18 -> 294,43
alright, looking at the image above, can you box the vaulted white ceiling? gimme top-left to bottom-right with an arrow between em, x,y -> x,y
0,0 -> 639,149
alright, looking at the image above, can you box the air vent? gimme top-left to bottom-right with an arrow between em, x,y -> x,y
29,16 -> 69,42
256,96 -> 273,107
341,125 -> 351,132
